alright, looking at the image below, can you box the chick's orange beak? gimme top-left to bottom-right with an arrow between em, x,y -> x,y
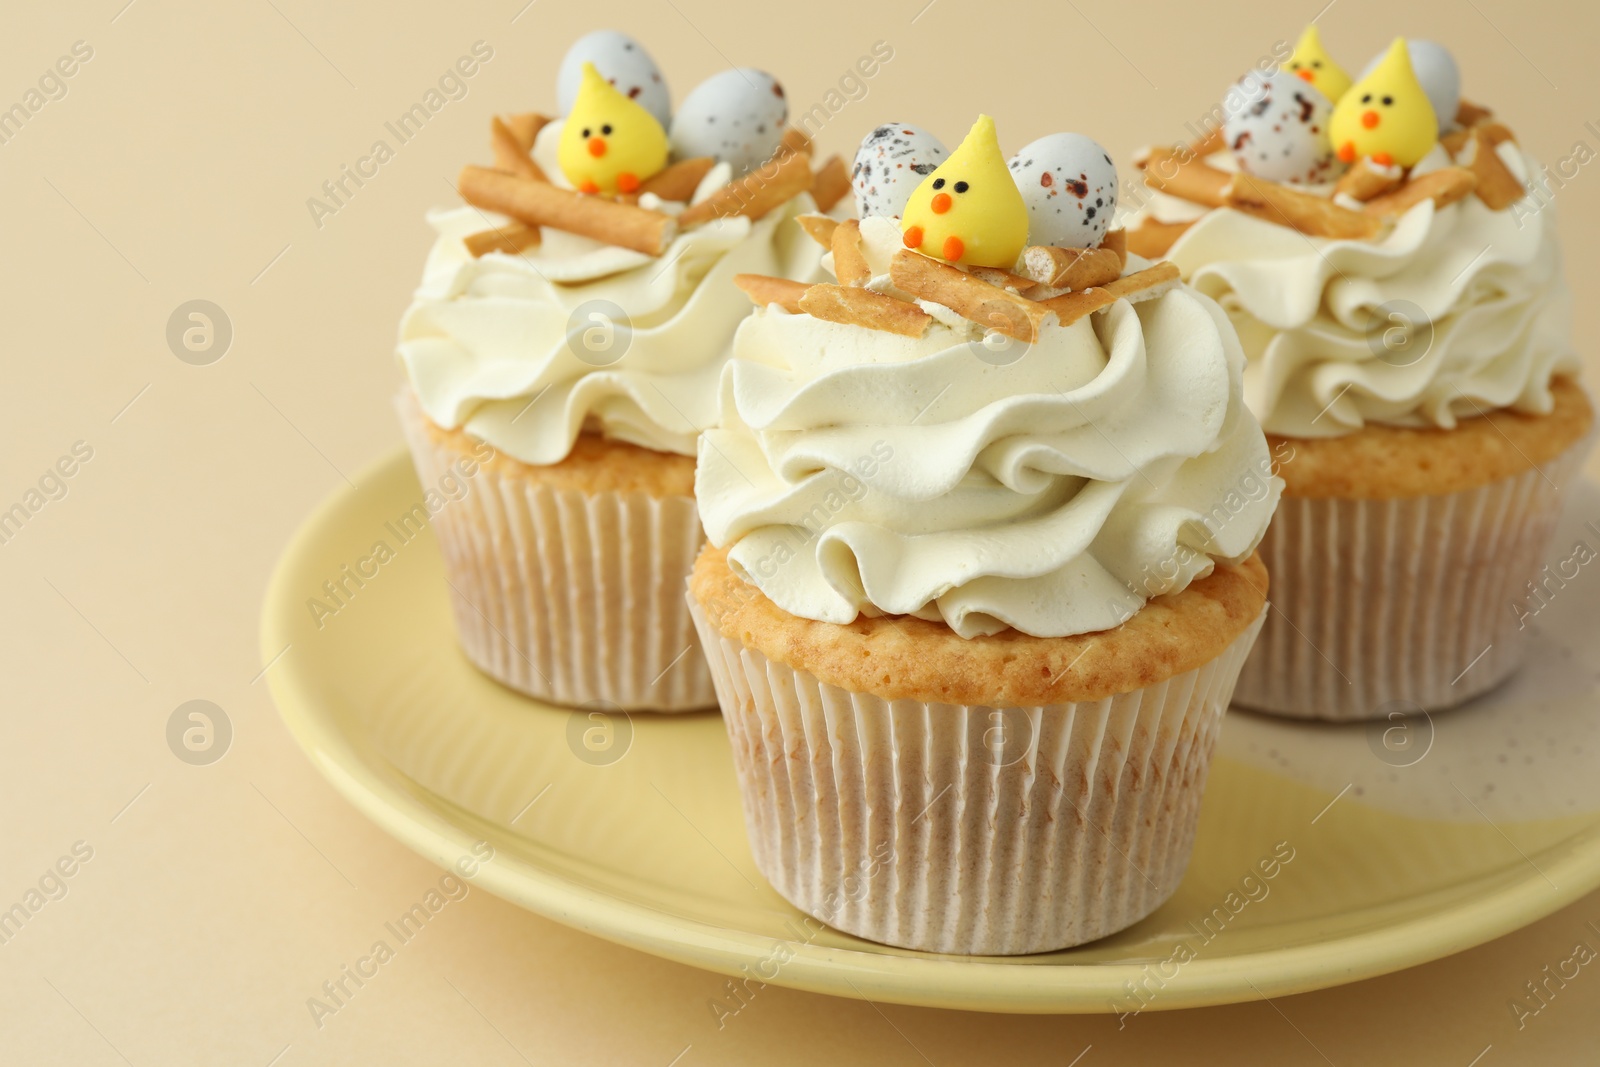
1361,111 -> 1380,129
1296,69 -> 1314,82
930,192 -> 952,214
587,137 -> 607,157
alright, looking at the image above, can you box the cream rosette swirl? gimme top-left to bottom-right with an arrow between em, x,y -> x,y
697,229 -> 1280,639
399,119 -> 826,465
1141,144 -> 1575,437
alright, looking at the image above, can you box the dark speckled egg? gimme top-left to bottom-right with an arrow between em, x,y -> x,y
1221,69 -> 1340,185
1007,133 -> 1118,248
851,123 -> 947,221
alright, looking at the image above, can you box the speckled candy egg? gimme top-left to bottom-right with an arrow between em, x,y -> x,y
668,69 -> 787,175
1359,39 -> 1460,133
1006,133 -> 1118,248
1221,69 -> 1340,185
557,31 -> 671,131
851,123 -> 948,221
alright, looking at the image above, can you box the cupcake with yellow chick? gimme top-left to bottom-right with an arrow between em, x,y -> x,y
395,31 -> 851,711
1126,29 -> 1591,720
691,113 -> 1281,953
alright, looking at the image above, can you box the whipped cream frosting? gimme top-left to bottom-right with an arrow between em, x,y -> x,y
399,118 -> 827,464
697,218 -> 1280,639
1132,144 -> 1576,437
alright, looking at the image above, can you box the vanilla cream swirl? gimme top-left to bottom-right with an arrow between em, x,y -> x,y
399,119 -> 826,463
697,224 -> 1280,638
1137,144 -> 1575,436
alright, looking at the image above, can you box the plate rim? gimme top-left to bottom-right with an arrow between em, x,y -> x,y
261,448 -> 1600,1014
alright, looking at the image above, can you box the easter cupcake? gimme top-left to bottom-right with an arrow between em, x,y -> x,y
397,32 -> 850,711
689,116 -> 1279,954
1126,32 -> 1592,721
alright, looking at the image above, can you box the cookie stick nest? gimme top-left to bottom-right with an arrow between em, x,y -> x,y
795,213 -> 840,248
457,165 -> 677,255
473,115 -> 551,253
799,284 -> 932,338
1334,158 -> 1403,202
732,275 -> 935,338
736,254 -> 1181,340
623,156 -> 717,203
733,274 -> 810,313
890,250 -> 1057,342
831,220 -> 872,287
1223,173 -> 1382,239
810,155 -> 851,212
678,149 -> 815,228
1019,245 -> 1124,291
491,116 -> 547,182
1139,147 -> 1233,207
1455,127 -> 1524,210
1125,219 -> 1192,259
1139,145 -> 1382,240
1038,262 -> 1182,326
464,223 -> 542,257
1363,167 -> 1477,217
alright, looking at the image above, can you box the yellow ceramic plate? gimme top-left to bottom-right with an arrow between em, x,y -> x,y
262,450 -> 1600,1014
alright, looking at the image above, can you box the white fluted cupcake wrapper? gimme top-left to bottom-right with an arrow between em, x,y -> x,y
688,599 -> 1265,955
399,400 -> 716,713
1235,438 -> 1591,721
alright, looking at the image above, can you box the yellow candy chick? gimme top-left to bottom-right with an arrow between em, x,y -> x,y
1328,38 -> 1438,169
558,62 -> 668,195
900,115 -> 1028,269
1285,24 -> 1352,103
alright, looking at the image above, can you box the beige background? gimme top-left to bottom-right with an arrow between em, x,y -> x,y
4,0 -> 1599,1062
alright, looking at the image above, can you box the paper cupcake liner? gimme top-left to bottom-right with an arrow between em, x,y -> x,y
399,398 -> 716,712
688,599 -> 1265,955
1235,438 -> 1590,721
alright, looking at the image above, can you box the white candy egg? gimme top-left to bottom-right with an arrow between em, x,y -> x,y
556,30 -> 671,131
1359,39 -> 1460,133
668,69 -> 788,175
1006,133 -> 1118,248
851,123 -> 947,220
1221,69 -> 1341,185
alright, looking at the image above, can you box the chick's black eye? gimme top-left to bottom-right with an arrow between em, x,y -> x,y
1360,94 -> 1371,104
1312,60 -> 1322,68
932,177 -> 945,189
581,127 -> 591,138
953,180 -> 969,193
602,124 -> 613,135
1381,95 -> 1393,106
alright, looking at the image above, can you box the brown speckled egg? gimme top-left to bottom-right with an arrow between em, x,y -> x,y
1222,69 -> 1341,185
1007,133 -> 1118,248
